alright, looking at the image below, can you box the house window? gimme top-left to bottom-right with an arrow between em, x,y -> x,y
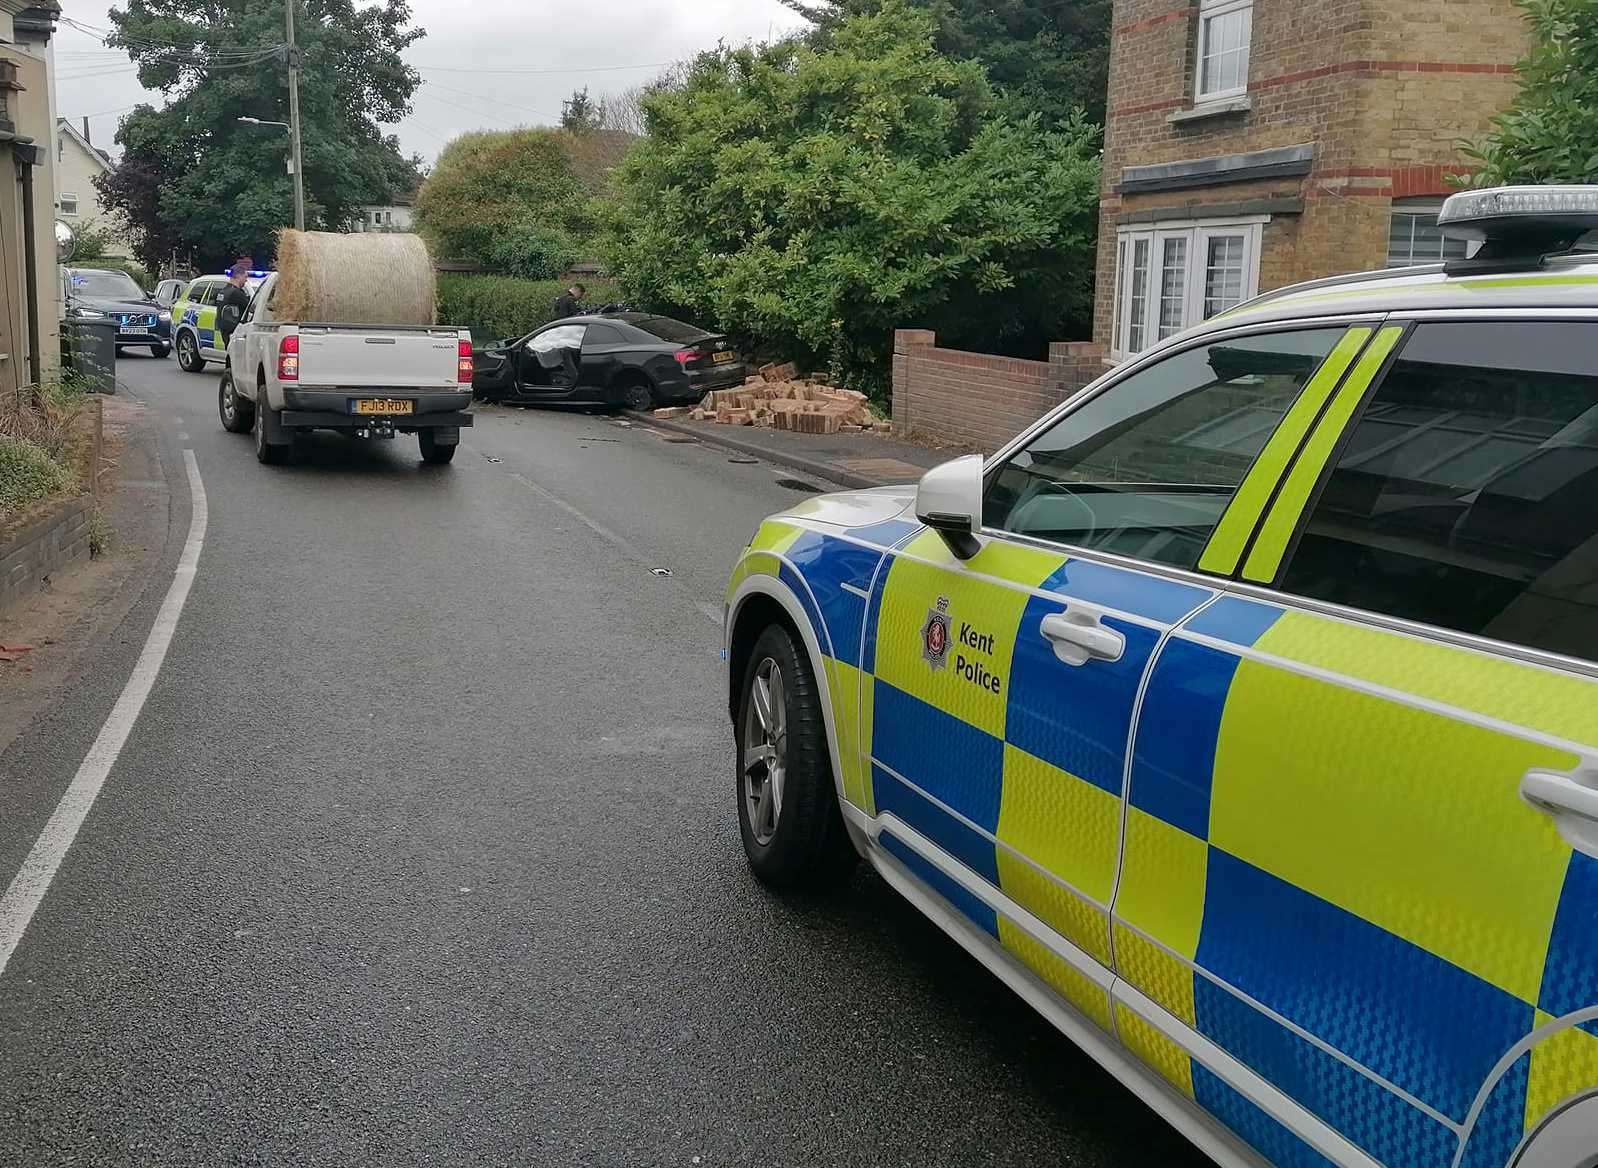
1387,202 -> 1470,267
1197,0 -> 1253,101
59,192 -> 79,216
1113,219 -> 1264,359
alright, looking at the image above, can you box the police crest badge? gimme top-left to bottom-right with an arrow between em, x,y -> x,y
922,597 -> 952,670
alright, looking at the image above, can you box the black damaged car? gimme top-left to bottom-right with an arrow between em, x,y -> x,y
64,267 -> 173,358
472,312 -> 747,411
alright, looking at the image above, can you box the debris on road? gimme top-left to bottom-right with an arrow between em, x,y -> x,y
656,369 -> 885,435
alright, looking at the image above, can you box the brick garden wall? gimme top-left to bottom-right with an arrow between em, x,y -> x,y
0,495 -> 91,615
891,330 -> 1104,454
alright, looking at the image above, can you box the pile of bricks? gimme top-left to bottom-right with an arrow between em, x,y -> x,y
652,363 -> 885,435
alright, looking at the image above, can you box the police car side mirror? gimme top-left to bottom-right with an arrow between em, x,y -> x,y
916,455 -> 985,560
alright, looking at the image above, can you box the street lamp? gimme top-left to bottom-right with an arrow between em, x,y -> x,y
237,115 -> 305,231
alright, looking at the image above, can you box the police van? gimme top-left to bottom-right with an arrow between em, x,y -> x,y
171,269 -> 270,373
724,187 -> 1598,1168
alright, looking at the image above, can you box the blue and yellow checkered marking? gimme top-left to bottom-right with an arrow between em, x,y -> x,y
862,534 -> 1214,1029
1116,591 -> 1598,1165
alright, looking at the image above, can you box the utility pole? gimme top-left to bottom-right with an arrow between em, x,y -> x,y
285,0 -> 306,231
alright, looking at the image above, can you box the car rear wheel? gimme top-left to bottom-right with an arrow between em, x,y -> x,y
253,386 -> 290,465
418,430 -> 457,465
176,331 -> 203,373
218,369 -> 254,434
620,377 -> 656,412
736,623 -> 857,891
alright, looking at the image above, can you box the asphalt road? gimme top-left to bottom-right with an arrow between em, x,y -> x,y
0,353 -> 1206,1167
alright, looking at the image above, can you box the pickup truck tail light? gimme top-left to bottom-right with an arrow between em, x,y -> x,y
458,339 -> 474,383
277,335 -> 299,382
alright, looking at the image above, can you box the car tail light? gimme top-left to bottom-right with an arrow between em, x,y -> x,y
277,334 -> 299,381
673,348 -> 699,367
458,339 -> 474,383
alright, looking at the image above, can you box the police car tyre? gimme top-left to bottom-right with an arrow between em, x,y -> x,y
418,429 -> 457,464
176,331 -> 204,373
736,624 -> 857,891
218,370 -> 253,434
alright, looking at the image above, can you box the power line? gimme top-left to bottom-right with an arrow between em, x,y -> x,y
59,16 -> 280,61
418,77 -> 561,123
413,60 -> 672,76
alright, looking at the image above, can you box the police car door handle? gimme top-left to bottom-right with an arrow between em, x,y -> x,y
1039,608 -> 1125,667
1522,768 -> 1598,858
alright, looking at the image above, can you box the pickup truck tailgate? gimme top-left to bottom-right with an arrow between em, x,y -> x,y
298,327 -> 463,390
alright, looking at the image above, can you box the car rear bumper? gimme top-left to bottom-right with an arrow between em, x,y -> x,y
281,409 -> 475,430
280,388 -> 475,429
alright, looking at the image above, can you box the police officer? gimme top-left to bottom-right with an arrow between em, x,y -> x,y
552,282 -> 585,320
216,257 -> 254,347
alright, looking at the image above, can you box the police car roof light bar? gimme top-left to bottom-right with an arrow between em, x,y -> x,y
1439,186 -> 1598,275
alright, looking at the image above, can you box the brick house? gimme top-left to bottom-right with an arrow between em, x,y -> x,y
1097,0 -> 1529,361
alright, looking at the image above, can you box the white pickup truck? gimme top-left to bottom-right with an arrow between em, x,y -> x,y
218,273 -> 475,465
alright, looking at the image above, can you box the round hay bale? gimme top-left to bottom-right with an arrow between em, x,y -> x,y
272,230 -> 436,326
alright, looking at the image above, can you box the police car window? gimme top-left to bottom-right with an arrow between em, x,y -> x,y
194,282 -> 216,306
1279,321 -> 1598,663
984,328 -> 1346,569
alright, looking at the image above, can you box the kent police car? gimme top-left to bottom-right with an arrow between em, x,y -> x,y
723,188 -> 1598,1168
171,269 -> 270,373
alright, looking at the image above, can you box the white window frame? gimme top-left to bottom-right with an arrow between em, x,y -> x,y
1195,0 -> 1253,103
1112,217 -> 1265,361
59,192 -> 79,216
1386,200 -> 1471,268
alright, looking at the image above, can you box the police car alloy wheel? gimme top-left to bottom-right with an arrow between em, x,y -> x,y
177,331 -> 203,373
735,624 -> 857,890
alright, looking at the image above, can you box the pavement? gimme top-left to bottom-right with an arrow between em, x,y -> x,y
629,411 -> 955,489
0,356 -> 1206,1168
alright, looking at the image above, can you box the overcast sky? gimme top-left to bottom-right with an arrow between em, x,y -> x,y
54,0 -> 810,162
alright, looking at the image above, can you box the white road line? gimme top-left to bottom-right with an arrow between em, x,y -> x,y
0,449 -> 208,979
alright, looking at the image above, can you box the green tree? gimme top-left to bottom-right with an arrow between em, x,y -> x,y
562,86 -> 599,132
416,129 -> 596,279
779,0 -> 1112,127
603,2 -> 1100,393
1463,0 -> 1598,185
96,0 -> 424,272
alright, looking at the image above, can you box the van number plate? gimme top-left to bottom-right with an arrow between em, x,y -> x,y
352,398 -> 415,416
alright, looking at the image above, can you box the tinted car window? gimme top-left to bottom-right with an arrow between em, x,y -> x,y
1279,321 -> 1598,663
584,324 -> 626,345
630,315 -> 712,344
984,328 -> 1346,569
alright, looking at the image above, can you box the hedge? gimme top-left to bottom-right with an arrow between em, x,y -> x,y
437,274 -> 622,345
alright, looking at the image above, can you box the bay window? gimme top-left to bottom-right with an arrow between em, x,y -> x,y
1113,219 -> 1263,359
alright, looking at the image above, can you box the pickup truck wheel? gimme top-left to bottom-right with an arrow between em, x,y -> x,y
418,430 -> 457,465
736,623 -> 858,891
218,370 -> 254,434
253,393 -> 291,465
176,331 -> 204,373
